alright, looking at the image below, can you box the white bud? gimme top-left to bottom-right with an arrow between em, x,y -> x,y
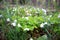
24,28 -> 29,31
30,9 -> 32,11
14,20 -> 17,23
25,17 -> 29,20
7,18 -> 10,22
58,14 -> 60,18
27,13 -> 31,16
26,10 -> 28,13
42,8 -> 46,15
22,16 -> 24,18
17,23 -> 21,27
40,22 -> 48,28
44,22 -> 48,24
49,15 -> 52,18
11,22 -> 16,26
40,23 -> 44,28
12,7 -> 17,11
0,15 -> 3,18
48,18 -> 50,20
29,38 -> 33,40
36,11 -> 38,14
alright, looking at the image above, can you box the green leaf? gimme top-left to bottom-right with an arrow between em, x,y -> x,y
37,35 -> 48,40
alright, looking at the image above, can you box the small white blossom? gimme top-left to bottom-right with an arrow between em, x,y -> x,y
0,15 -> 3,18
26,10 -> 29,13
42,8 -> 46,15
37,8 -> 40,11
20,7 -> 22,8
25,8 -> 28,10
29,38 -> 33,40
27,13 -> 31,16
36,11 -> 38,14
7,18 -> 10,22
58,14 -> 60,18
30,9 -> 32,11
44,22 -> 48,24
11,22 -> 16,26
40,22 -> 48,28
53,0 -> 55,2
24,28 -> 29,31
29,14 -> 32,16
22,16 -> 24,18
25,17 -> 29,20
17,23 -> 21,27
40,23 -> 44,28
48,18 -> 50,20
49,15 -> 52,18
12,7 -> 17,11
14,20 -> 17,23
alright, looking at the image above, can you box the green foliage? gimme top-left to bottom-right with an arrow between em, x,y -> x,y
37,35 -> 48,40
0,6 -> 60,40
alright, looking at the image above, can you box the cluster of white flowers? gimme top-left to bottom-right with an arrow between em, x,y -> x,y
42,8 -> 47,15
6,18 -> 10,22
40,22 -> 48,28
58,14 -> 60,18
29,38 -> 33,40
0,15 -> 3,18
24,28 -> 29,31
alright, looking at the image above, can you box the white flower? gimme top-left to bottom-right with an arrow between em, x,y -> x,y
11,22 -> 16,26
44,22 -> 48,24
37,8 -> 40,11
20,7 -> 22,8
22,16 -> 24,18
58,14 -> 60,18
53,0 -> 55,2
29,14 -> 32,16
48,18 -> 50,20
42,8 -> 46,15
29,38 -> 33,40
40,23 -> 44,28
17,23 -> 21,27
25,8 -> 28,10
26,10 -> 29,13
30,9 -> 32,11
36,11 -> 38,14
40,22 -> 48,28
27,13 -> 31,16
12,7 -> 17,11
24,28 -> 29,31
14,20 -> 17,23
7,18 -> 10,22
25,17 -> 29,20
49,15 -> 52,18
0,15 -> 3,18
